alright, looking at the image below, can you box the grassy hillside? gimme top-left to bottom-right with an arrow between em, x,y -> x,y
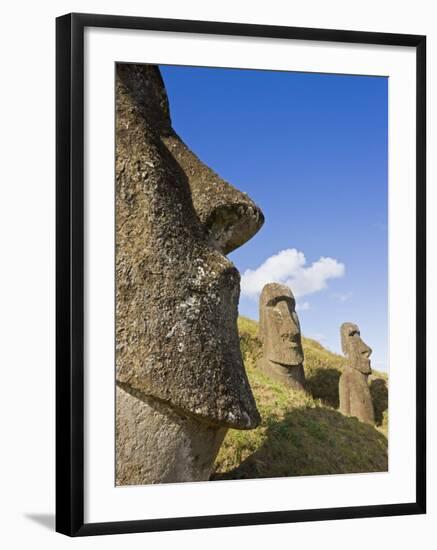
212,316 -> 388,480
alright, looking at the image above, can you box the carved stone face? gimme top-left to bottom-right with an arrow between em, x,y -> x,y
340,322 -> 372,374
115,64 -> 264,429
259,283 -> 304,366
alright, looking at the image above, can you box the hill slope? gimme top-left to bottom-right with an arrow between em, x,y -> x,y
212,317 -> 388,480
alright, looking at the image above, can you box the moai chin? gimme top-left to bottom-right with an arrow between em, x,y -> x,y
339,322 -> 375,425
256,283 -> 306,391
115,63 -> 264,485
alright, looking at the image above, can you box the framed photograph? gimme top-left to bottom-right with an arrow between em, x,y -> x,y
56,12 -> 426,536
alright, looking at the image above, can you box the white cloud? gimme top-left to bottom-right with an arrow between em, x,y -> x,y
296,301 -> 310,311
240,248 -> 345,300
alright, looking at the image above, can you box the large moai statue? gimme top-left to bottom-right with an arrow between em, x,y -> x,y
115,63 -> 264,485
339,322 -> 375,425
257,283 -> 306,391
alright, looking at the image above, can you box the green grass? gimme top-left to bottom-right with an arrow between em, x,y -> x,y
212,316 -> 388,480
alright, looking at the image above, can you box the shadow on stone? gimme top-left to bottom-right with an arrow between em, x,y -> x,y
212,407 -> 387,481
370,378 -> 388,426
306,367 -> 341,408
24,513 -> 55,531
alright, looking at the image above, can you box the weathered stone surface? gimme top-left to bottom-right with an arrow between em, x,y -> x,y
339,322 -> 375,425
116,385 -> 227,485
256,283 -> 306,391
115,63 -> 264,484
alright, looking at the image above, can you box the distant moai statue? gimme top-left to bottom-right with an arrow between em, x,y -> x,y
339,322 -> 375,425
257,283 -> 306,391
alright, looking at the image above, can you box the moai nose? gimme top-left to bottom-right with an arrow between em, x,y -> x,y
282,309 -> 299,336
360,340 -> 372,358
162,132 -> 264,254
118,63 -> 265,255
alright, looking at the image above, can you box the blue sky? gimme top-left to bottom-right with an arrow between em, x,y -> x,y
160,65 -> 388,371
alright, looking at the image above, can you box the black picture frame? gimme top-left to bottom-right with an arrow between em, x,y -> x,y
56,12 -> 426,537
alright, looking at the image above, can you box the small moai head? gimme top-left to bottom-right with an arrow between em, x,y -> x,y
340,322 -> 372,374
259,283 -> 304,366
